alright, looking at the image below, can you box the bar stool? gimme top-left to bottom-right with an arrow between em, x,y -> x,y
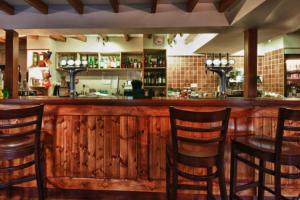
230,107 -> 300,200
166,106 -> 231,200
0,105 -> 45,200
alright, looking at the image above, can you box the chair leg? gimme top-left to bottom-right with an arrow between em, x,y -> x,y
171,168 -> 178,200
218,163 -> 227,200
207,167 -> 213,200
274,164 -> 281,200
166,152 -> 171,200
35,150 -> 45,200
230,143 -> 237,200
257,159 -> 265,200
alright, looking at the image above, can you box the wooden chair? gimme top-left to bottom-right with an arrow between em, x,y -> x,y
230,107 -> 300,200
0,105 -> 45,200
166,106 -> 231,200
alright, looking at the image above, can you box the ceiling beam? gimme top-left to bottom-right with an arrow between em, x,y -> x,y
0,0 -> 14,15
50,35 -> 66,42
218,0 -> 237,12
24,0 -> 48,14
28,35 -> 39,40
124,34 -> 131,42
0,37 -> 5,43
186,0 -> 198,12
71,35 -> 87,42
109,0 -> 119,13
151,0 -> 157,13
66,0 -> 84,14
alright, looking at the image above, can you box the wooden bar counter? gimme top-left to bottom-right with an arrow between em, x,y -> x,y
1,97 -> 300,197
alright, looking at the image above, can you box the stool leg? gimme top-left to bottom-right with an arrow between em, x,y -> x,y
207,167 -> 213,200
35,150 -> 45,200
230,143 -> 237,200
166,151 -> 171,200
218,162 -> 227,200
171,169 -> 178,200
274,163 -> 281,200
257,159 -> 265,200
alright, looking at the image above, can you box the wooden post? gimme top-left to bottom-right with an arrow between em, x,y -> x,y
5,30 -> 19,98
244,28 -> 257,98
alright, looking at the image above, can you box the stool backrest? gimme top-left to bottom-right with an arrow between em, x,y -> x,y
276,107 -> 300,160
169,106 -> 231,167
0,105 -> 44,147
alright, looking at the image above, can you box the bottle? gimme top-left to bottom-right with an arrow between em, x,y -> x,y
162,74 -> 166,86
158,72 -> 162,86
100,57 -> 104,68
144,73 -> 148,86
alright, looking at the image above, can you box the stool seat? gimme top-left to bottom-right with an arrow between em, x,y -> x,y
230,107 -> 300,200
0,136 -> 34,149
167,142 -> 218,167
234,135 -> 300,164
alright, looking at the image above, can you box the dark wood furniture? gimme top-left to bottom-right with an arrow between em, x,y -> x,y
166,106 -> 231,200
0,104 -> 45,200
230,107 -> 300,200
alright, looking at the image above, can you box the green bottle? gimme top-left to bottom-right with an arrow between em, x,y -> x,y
3,88 -> 9,98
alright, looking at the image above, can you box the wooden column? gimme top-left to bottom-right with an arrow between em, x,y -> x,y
244,28 -> 257,98
5,30 -> 19,98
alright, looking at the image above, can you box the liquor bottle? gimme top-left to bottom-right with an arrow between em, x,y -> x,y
116,57 -> 121,68
32,52 -> 39,66
158,72 -> 162,86
88,56 -> 93,68
100,57 -> 104,68
157,55 -> 161,67
162,73 -> 166,86
144,73 -> 148,86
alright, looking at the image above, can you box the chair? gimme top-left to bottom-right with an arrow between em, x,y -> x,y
230,107 -> 300,200
0,105 -> 45,200
166,106 -> 231,200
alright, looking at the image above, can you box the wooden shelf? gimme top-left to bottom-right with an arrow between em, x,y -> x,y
144,67 -> 166,70
144,86 -> 166,88
287,70 -> 300,73
57,67 -> 143,72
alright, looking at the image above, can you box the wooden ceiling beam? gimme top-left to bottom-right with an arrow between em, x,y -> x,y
124,34 -> 131,42
66,0 -> 84,14
218,0 -> 237,12
0,0 -> 14,15
24,0 -> 48,14
109,0 -> 119,13
50,35 -> 66,42
28,35 -> 39,40
151,0 -> 157,13
186,0 -> 198,12
0,37 -> 5,43
71,35 -> 87,42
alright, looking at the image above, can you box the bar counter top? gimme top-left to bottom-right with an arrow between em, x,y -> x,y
1,96 -> 300,107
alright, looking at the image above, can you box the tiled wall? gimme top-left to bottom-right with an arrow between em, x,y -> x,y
261,49 -> 284,95
167,56 -> 218,96
167,49 -> 285,96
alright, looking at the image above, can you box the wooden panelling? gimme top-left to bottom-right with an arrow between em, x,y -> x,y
1,104 -> 300,198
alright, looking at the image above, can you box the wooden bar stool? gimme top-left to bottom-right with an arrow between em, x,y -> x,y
0,105 -> 45,200
166,106 -> 231,200
230,107 -> 300,200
